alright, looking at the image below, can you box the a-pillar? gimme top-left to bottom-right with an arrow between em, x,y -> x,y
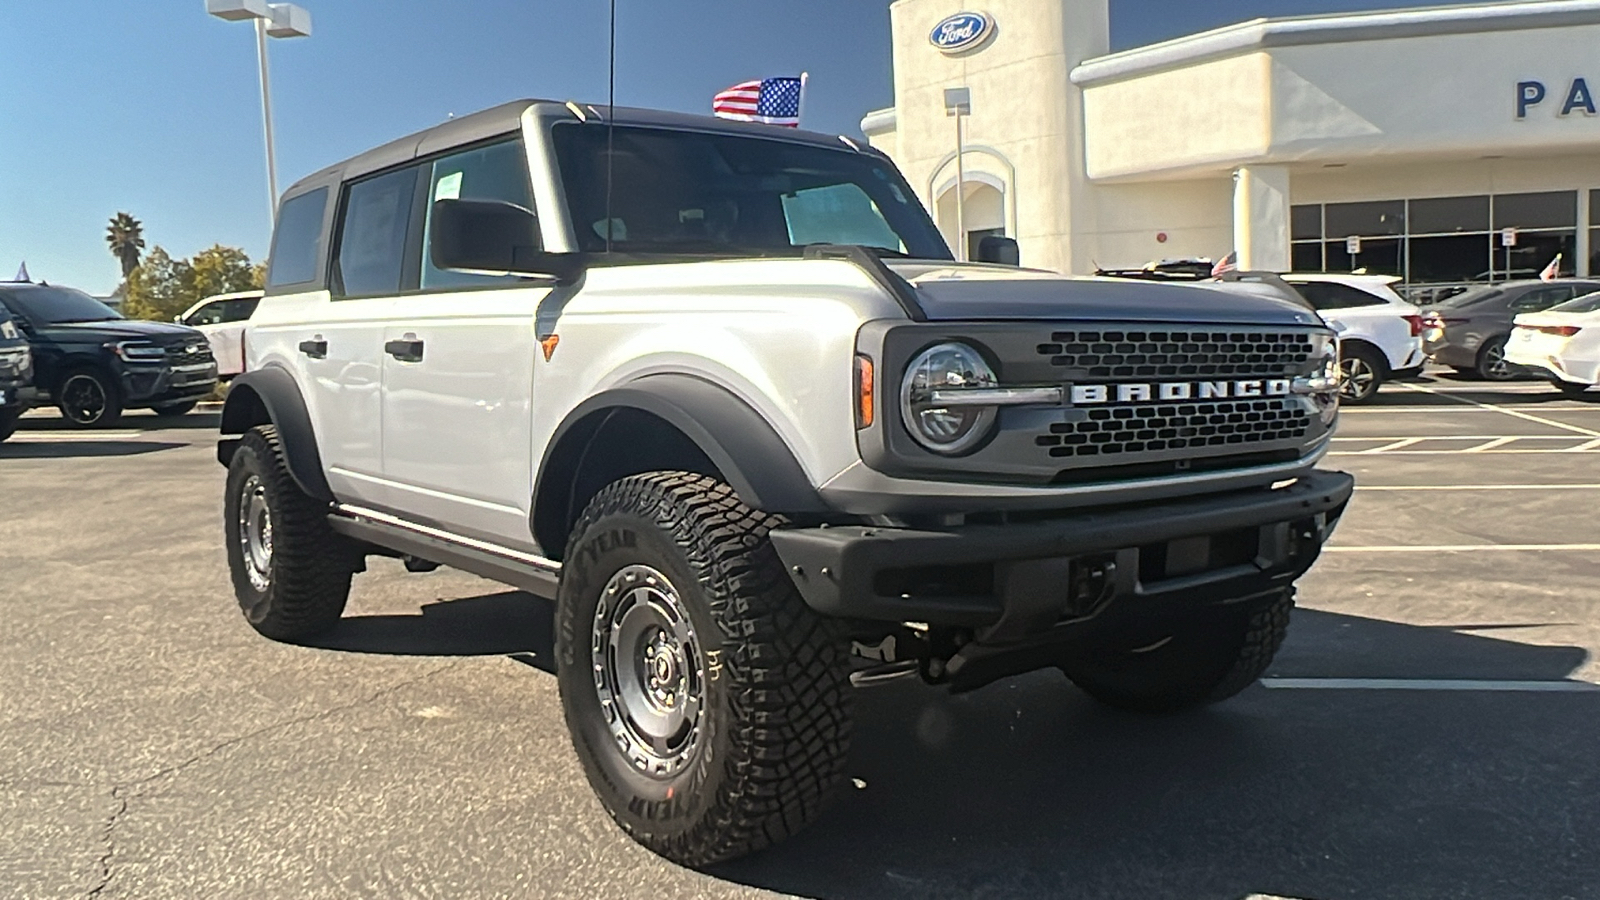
1232,165 -> 1291,272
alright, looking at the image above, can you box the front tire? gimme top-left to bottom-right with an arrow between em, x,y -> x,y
57,369 -> 122,428
1337,345 -> 1386,404
1063,589 -> 1293,714
555,472 -> 853,867
224,425 -> 352,641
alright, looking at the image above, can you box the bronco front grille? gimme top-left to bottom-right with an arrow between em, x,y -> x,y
1036,330 -> 1314,379
1035,398 -> 1312,459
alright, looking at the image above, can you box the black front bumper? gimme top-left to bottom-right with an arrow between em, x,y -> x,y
119,361 -> 218,406
769,469 -> 1353,629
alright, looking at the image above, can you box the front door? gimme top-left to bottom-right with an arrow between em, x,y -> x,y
378,138 -> 546,549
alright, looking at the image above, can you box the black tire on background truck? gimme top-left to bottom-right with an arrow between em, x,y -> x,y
57,368 -> 122,428
0,408 -> 19,443
1062,589 -> 1294,714
224,425 -> 353,641
555,471 -> 854,868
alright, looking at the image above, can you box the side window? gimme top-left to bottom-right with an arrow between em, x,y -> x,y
187,302 -> 226,326
1292,282 -> 1383,311
226,297 -> 261,323
1512,287 -> 1566,311
266,187 -> 329,288
420,139 -> 536,290
334,166 -> 422,298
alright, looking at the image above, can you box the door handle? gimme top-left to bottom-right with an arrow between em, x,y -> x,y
384,338 -> 424,363
297,338 -> 327,360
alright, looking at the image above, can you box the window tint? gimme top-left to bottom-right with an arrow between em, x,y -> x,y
267,188 -> 328,287
187,302 -> 226,326
1409,195 -> 1488,234
1290,205 -> 1321,241
335,167 -> 420,297
1494,191 -> 1576,230
1553,291 -> 1600,314
1324,200 -> 1404,238
1511,286 -> 1572,311
1291,281 -> 1387,311
223,297 -> 260,323
421,139 -> 536,290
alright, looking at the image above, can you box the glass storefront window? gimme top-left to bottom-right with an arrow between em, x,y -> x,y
1324,236 -> 1403,277
1290,205 -> 1322,241
1409,195 -> 1488,234
1493,191 -> 1576,230
1291,242 -> 1323,272
1409,233 -> 1490,283
1324,200 -> 1404,238
1591,228 -> 1600,277
1495,231 -> 1575,280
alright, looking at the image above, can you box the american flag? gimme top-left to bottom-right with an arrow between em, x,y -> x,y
1540,253 -> 1563,282
1210,250 -> 1239,277
713,76 -> 805,127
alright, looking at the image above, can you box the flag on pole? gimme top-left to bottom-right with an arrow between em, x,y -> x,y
12,262 -> 29,282
713,76 -> 805,127
1539,253 -> 1562,282
1211,251 -> 1238,277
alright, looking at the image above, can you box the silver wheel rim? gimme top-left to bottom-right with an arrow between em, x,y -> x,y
238,475 -> 273,592
1339,357 -> 1377,401
591,564 -> 705,779
60,374 -> 106,424
1484,343 -> 1512,380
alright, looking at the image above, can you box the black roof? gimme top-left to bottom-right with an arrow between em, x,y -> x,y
281,99 -> 865,199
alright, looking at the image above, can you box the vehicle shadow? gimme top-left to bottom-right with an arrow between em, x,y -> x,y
706,609 -> 1598,900
0,440 -> 187,459
304,590 -> 555,672
1367,378 -> 1600,407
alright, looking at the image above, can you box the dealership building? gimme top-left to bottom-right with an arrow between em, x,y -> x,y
862,0 -> 1600,290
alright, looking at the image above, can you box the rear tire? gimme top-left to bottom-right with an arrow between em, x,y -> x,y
1063,589 -> 1293,714
224,425 -> 352,641
1476,336 -> 1515,381
0,408 -> 19,443
57,369 -> 121,428
555,471 -> 853,867
153,401 -> 198,417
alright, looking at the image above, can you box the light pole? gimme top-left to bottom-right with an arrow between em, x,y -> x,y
943,87 -> 971,261
207,0 -> 312,224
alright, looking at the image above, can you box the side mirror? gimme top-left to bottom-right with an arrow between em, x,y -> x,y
173,314 -> 184,324
975,235 -> 1020,266
430,198 -> 583,285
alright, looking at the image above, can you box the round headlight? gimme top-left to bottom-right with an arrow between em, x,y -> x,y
900,342 -> 999,455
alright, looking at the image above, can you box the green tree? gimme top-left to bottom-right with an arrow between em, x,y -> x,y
105,212 -> 145,279
121,245 -> 265,322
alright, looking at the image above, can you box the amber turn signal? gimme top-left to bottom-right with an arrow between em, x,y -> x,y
855,354 -> 875,429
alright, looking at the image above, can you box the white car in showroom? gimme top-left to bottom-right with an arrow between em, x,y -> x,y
177,290 -> 262,378
1505,290 -> 1600,395
1282,274 -> 1425,404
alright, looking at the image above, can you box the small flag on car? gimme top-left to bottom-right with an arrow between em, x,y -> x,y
1539,253 -> 1562,282
1210,251 -> 1238,277
713,75 -> 806,127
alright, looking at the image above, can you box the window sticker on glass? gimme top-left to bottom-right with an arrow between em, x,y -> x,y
435,171 -> 463,201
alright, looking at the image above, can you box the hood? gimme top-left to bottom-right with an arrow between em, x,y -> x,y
40,319 -> 205,343
886,263 -> 1324,327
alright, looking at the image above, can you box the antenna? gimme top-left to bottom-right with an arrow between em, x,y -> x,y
605,0 -> 616,254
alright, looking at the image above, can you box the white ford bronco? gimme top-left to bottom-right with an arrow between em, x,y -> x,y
218,99 -> 1353,865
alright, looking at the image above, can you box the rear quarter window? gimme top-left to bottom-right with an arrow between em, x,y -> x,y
267,187 -> 330,288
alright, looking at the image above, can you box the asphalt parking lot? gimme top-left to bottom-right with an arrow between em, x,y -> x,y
3,374 -> 1598,900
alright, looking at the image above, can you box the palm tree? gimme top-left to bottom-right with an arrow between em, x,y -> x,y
105,212 -> 145,278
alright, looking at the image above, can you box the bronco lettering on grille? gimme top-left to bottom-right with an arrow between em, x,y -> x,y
1070,379 -> 1292,405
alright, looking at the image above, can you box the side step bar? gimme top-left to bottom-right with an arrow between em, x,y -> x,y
328,505 -> 562,599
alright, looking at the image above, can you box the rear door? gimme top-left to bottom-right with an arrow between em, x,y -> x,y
378,137 -> 548,549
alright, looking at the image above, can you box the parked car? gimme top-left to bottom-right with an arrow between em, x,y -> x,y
1420,279 -> 1600,380
1504,290 -> 1600,395
0,301 -> 33,442
216,99 -> 1349,866
0,281 -> 219,427
1282,274 -> 1425,404
177,290 -> 262,379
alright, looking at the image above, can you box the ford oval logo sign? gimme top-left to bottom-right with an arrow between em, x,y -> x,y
929,12 -> 994,53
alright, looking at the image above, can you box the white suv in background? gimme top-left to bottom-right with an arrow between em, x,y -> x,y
1283,274 -> 1424,404
177,290 -> 262,378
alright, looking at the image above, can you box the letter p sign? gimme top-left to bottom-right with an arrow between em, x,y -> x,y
1517,80 -> 1547,119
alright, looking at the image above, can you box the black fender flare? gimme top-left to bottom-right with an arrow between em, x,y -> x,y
532,374 -> 828,547
216,366 -> 334,502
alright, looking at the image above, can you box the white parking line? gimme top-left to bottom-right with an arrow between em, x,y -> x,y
1261,678 -> 1600,692
1356,437 -> 1423,453
1464,436 -> 1518,452
6,431 -> 144,442
1357,483 -> 1600,490
1325,543 -> 1600,552
1397,381 -> 1600,436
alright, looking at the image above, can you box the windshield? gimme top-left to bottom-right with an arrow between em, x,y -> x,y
552,123 -> 951,260
1552,290 -> 1600,314
1432,285 -> 1505,309
0,286 -> 123,324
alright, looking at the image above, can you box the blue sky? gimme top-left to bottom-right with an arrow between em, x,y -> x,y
2,0 -> 1454,295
